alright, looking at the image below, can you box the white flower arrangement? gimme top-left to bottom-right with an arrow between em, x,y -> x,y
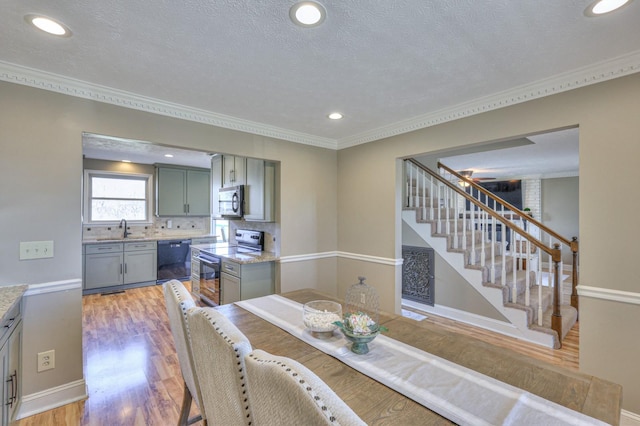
334,311 -> 388,336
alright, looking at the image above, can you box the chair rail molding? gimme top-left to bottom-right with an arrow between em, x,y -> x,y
278,251 -> 403,266
577,285 -> 640,305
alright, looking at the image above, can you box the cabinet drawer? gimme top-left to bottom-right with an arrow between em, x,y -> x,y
0,302 -> 20,343
125,241 -> 157,252
85,243 -> 123,254
222,260 -> 241,278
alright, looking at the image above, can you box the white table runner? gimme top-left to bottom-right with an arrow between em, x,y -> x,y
236,295 -> 607,426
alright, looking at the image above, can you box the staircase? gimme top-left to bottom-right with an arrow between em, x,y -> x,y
403,159 -> 578,349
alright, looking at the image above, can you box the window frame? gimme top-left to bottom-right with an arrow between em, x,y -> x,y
83,169 -> 154,225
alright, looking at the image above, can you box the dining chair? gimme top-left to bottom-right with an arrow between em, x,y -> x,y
162,280 -> 204,426
187,307 -> 253,425
244,349 -> 367,426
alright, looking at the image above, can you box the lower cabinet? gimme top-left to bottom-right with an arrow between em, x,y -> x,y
221,259 -> 274,305
1,302 -> 22,425
83,241 -> 157,293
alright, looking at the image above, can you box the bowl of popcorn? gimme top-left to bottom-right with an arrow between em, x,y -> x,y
303,300 -> 342,339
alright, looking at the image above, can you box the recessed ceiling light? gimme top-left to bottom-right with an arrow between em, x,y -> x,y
585,0 -> 632,16
25,14 -> 71,37
164,154 -> 174,158
290,1 -> 326,27
328,112 -> 343,120
121,160 -> 132,163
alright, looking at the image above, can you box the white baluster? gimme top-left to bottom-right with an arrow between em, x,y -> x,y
538,252 -> 543,326
436,183 -> 441,234
462,198 -> 467,251
429,178 -> 434,220
453,191 -> 459,249
525,239 -> 530,307
512,229 -> 517,303
445,185 -> 451,235
480,201 -> 486,268
470,204 -> 476,265
490,216 -> 496,283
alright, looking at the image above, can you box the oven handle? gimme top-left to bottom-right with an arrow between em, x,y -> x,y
197,256 -> 220,267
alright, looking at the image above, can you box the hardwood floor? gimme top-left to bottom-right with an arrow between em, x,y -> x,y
15,284 -> 579,425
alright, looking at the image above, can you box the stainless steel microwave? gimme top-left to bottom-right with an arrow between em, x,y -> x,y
218,185 -> 244,218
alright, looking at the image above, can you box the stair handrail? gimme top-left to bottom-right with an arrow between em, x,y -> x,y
406,159 -> 573,345
438,162 -> 578,254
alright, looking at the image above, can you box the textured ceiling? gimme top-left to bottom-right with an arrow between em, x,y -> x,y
2,1 -> 639,174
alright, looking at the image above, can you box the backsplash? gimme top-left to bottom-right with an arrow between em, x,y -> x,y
229,220 -> 280,255
83,216 -> 211,240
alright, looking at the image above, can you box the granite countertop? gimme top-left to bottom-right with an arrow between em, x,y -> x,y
83,234 -> 217,244
0,284 -> 28,323
192,243 -> 279,265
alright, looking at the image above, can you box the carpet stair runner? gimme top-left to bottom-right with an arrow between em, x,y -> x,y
404,187 -> 577,348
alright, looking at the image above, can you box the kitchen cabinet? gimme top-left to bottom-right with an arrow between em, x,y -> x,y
83,241 -> 157,293
156,165 -> 210,216
221,259 -> 274,304
222,155 -> 246,187
244,158 -> 276,222
1,301 -> 22,425
211,155 -> 222,218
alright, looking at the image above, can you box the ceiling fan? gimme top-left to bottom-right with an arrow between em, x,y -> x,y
458,170 -> 495,181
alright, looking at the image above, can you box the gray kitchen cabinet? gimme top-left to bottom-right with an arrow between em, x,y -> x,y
84,243 -> 124,290
221,259 -> 274,304
83,241 -> 157,293
244,158 -> 276,222
1,301 -> 22,425
222,155 -> 246,187
211,155 -> 222,218
156,165 -> 210,216
123,242 -> 157,285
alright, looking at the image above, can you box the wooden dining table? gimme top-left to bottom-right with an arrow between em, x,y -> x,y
215,289 -> 622,425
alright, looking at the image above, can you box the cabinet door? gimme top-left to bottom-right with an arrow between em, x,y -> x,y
157,167 -> 187,216
244,159 -> 275,222
186,169 -> 210,216
84,252 -> 123,289
0,340 -> 7,426
221,273 -> 241,305
211,155 -> 223,218
222,156 -> 246,186
123,250 -> 157,284
6,321 -> 21,423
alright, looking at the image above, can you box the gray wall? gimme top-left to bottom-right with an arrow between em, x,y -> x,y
402,222 -> 507,321
0,80 -> 337,410
542,176 -> 579,264
337,73 -> 640,413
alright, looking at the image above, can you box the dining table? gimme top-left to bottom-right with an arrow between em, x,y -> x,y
215,289 -> 622,425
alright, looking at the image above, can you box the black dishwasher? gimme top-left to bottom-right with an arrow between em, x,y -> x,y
157,239 -> 191,283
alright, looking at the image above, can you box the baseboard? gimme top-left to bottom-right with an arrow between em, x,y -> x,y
16,379 -> 87,420
622,409 -> 640,426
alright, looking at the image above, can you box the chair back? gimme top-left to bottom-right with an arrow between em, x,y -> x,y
162,280 -> 204,417
245,349 -> 366,426
187,307 -> 253,425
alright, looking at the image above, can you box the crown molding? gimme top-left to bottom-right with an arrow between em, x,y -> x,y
2,50 -> 640,152
337,50 -> 640,149
0,60 -> 338,150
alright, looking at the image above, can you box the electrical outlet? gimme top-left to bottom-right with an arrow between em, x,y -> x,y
20,240 -> 54,260
37,350 -> 55,372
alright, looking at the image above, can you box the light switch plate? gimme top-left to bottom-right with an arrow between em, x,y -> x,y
20,240 -> 54,260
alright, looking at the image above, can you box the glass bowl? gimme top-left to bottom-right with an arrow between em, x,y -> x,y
303,300 -> 342,339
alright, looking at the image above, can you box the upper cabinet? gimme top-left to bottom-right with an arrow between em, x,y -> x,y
244,158 -> 276,222
156,165 -> 210,216
212,155 -> 276,222
222,155 -> 246,187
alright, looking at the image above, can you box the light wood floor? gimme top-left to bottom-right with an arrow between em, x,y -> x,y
15,284 -> 579,425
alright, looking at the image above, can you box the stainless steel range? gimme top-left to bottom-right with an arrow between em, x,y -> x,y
195,229 -> 265,306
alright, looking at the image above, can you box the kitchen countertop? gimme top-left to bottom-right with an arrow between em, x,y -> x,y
0,284 -> 27,323
192,243 -> 279,265
82,234 -> 217,244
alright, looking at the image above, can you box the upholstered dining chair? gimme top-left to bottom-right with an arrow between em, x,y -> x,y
187,307 -> 254,425
245,349 -> 367,426
162,280 -> 204,426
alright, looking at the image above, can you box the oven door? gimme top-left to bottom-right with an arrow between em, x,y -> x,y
198,255 -> 221,306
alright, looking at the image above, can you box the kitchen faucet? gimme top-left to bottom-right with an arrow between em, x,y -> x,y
119,218 -> 129,238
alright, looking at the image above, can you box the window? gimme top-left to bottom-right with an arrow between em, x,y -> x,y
84,170 -> 153,223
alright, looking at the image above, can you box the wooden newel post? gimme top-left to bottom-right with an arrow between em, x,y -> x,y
551,243 -> 563,349
571,237 -> 579,315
